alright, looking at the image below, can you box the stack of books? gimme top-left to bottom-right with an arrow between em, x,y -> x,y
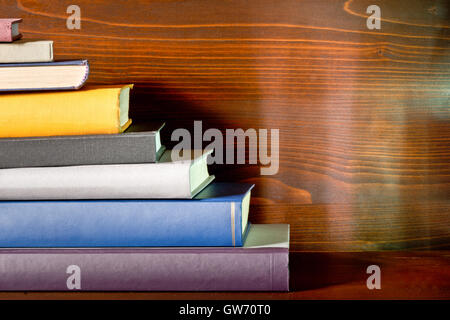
0,18 -> 289,291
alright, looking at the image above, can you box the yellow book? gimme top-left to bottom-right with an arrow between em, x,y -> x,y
0,84 -> 133,138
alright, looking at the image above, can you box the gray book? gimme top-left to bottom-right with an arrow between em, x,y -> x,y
0,122 -> 166,169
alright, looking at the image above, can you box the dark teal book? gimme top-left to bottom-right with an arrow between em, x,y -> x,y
0,183 -> 254,247
0,123 -> 166,169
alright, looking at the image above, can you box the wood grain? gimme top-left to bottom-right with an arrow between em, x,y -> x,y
1,0 -> 449,251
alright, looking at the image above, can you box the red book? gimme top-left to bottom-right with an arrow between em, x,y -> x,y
0,18 -> 22,42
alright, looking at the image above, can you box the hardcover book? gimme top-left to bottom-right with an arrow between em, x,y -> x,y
0,83 -> 132,138
0,18 -> 21,42
0,59 -> 86,92
0,122 -> 166,169
0,149 -> 214,200
0,183 -> 252,247
0,224 -> 289,291
0,39 -> 53,63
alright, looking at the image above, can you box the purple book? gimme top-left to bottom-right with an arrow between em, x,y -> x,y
0,224 -> 289,291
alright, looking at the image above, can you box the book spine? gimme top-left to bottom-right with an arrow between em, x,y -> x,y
0,162 -> 196,199
0,199 -> 243,247
0,86 -> 126,138
0,249 -> 289,291
0,41 -> 53,63
0,134 -> 161,168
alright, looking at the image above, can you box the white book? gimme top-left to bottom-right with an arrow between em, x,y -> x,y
0,150 -> 214,200
0,39 -> 53,63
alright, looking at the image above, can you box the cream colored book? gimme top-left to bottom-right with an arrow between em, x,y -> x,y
0,39 -> 53,63
0,150 -> 214,200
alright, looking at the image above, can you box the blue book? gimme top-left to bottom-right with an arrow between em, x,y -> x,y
0,183 -> 254,247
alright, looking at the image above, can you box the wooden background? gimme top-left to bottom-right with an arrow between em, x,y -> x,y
2,0 -> 449,251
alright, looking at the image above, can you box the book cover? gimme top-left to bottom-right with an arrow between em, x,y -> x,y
0,59 -> 87,92
0,39 -> 53,63
0,224 -> 289,291
0,149 -> 214,200
0,122 -> 166,169
0,183 -> 253,247
0,83 -> 132,138
0,18 -> 21,42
